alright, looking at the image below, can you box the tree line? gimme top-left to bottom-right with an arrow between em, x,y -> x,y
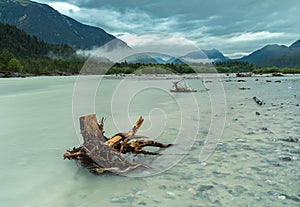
106,61 -> 256,74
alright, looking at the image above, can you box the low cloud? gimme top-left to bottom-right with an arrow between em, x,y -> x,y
47,2 -> 182,33
228,32 -> 285,42
37,0 -> 300,58
48,2 -> 80,13
119,33 -> 198,57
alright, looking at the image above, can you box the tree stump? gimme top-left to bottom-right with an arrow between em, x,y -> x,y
64,114 -> 172,174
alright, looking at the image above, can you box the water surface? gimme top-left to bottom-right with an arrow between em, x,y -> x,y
0,75 -> 299,207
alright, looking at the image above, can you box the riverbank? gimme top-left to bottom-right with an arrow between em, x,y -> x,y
0,71 -> 74,78
1,70 -> 300,80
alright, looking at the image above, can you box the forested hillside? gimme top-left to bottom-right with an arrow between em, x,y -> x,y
0,22 -> 84,76
0,0 -> 128,49
0,23 -> 75,59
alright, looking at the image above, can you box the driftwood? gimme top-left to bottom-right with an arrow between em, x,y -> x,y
239,87 -> 250,90
64,114 -> 172,174
236,72 -> 252,77
272,73 -> 284,77
253,96 -> 265,105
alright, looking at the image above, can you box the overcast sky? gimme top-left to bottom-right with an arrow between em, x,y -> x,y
36,0 -> 300,58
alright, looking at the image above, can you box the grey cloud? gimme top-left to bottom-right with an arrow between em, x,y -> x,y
36,0 -> 300,57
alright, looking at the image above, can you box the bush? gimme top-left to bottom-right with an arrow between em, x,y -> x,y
8,58 -> 23,73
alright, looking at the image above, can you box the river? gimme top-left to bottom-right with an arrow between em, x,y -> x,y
0,75 -> 299,206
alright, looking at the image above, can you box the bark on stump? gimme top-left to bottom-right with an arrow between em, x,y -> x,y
64,114 -> 171,174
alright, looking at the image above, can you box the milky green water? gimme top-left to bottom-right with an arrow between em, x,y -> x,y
0,75 -> 299,207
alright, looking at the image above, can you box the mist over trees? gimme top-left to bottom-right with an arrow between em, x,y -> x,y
0,22 -> 85,76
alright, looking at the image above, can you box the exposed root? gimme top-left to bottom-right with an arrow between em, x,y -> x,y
64,114 -> 172,174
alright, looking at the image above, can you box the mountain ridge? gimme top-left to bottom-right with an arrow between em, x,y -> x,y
238,39 -> 300,67
0,0 -> 129,49
182,49 -> 229,63
290,39 -> 300,49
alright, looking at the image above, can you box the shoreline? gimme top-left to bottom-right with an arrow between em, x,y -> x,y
1,71 -> 300,79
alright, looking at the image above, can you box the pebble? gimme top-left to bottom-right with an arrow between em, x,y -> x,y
165,192 -> 176,199
137,201 -> 147,206
265,180 -> 273,184
282,137 -> 299,143
265,180 -> 278,186
280,194 -> 300,202
280,156 -> 293,161
254,196 -> 262,201
135,190 -> 147,196
188,188 -> 197,195
198,185 -> 214,191
278,195 -> 286,200
159,185 -> 167,190
286,149 -> 300,154
111,196 -> 133,203
176,184 -> 184,189
234,185 -> 247,194
201,162 -> 207,166
274,163 -> 281,166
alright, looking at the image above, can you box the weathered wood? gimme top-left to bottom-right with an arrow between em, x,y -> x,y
80,114 -> 106,143
64,114 -> 141,174
106,116 -> 144,147
64,114 -> 172,174
97,117 -> 105,133
236,72 -> 252,77
121,140 -> 172,155
253,96 -> 265,105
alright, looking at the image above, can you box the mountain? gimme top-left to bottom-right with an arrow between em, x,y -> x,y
256,50 -> 300,68
0,0 -> 129,49
123,54 -> 158,64
149,49 -> 229,64
154,56 -> 185,64
181,49 -> 229,63
166,57 -> 186,64
154,57 -> 167,64
239,39 -> 300,67
289,39 -> 300,49
239,44 -> 289,63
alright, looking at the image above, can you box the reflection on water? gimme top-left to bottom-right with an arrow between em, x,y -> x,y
0,75 -> 299,206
